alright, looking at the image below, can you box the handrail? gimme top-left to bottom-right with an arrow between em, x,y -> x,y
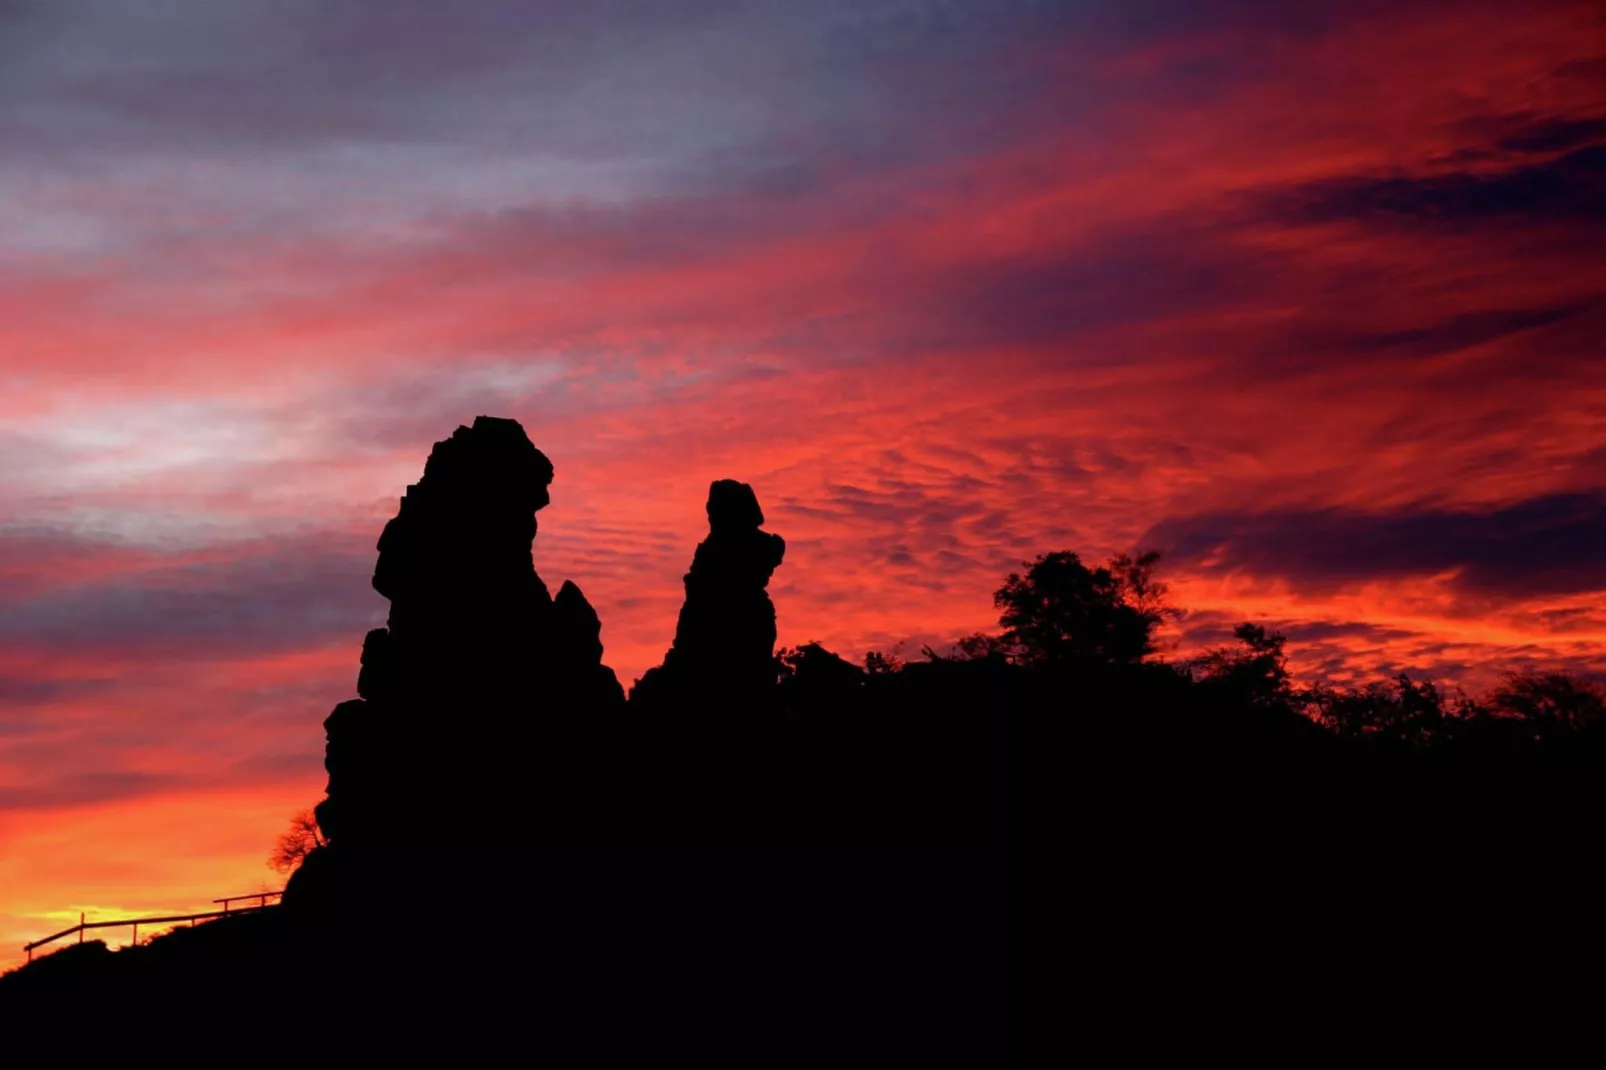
21,891 -> 285,962
212,891 -> 284,911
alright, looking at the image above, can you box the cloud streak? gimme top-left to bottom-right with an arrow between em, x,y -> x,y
1148,493 -> 1606,600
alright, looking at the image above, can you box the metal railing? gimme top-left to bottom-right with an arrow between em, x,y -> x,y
213,891 -> 282,913
21,890 -> 284,963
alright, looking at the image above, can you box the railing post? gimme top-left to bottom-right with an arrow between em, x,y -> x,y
78,912 -> 84,944
131,922 -> 138,948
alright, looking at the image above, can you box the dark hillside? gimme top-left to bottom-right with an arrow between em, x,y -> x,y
7,417 -> 1603,1054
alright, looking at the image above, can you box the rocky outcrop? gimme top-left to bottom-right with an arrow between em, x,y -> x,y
293,416 -> 625,901
288,429 -> 795,910
551,580 -> 627,711
632,479 -> 786,708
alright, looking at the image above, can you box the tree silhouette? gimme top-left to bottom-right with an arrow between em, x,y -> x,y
864,649 -> 904,675
269,809 -> 324,874
776,642 -> 865,698
924,632 -> 1009,663
1305,674 -> 1451,747
1486,670 -> 1606,737
1192,623 -> 1292,708
993,550 -> 1168,667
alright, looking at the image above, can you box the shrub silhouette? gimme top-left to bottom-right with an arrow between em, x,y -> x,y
993,550 -> 1169,666
268,809 -> 324,874
1305,673 -> 1453,747
1191,623 -> 1292,709
1486,669 -> 1606,735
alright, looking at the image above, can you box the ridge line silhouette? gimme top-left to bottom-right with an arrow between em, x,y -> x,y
10,414 -> 1604,1056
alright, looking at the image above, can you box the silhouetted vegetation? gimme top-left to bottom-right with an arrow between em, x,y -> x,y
991,549 -> 1170,666
268,809 -> 324,874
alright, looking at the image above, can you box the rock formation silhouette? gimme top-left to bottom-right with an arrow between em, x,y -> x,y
292,416 -> 624,903
19,411 -> 1606,1055
290,420 -> 797,911
631,479 -> 786,709
4,415 -> 1022,1057
551,579 -> 626,712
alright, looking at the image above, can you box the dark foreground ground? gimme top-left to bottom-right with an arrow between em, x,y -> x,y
3,848 -> 1009,1061
6,660 -> 1604,1058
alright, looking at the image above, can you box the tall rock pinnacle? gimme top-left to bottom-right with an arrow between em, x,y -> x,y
632,479 -> 786,708
296,416 -> 623,898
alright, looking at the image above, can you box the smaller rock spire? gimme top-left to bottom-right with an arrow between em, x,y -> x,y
632,479 -> 786,708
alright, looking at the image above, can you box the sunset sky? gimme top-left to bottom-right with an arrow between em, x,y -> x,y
2,0 -> 1603,967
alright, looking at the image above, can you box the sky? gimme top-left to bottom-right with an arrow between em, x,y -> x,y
2,0 -> 1603,967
